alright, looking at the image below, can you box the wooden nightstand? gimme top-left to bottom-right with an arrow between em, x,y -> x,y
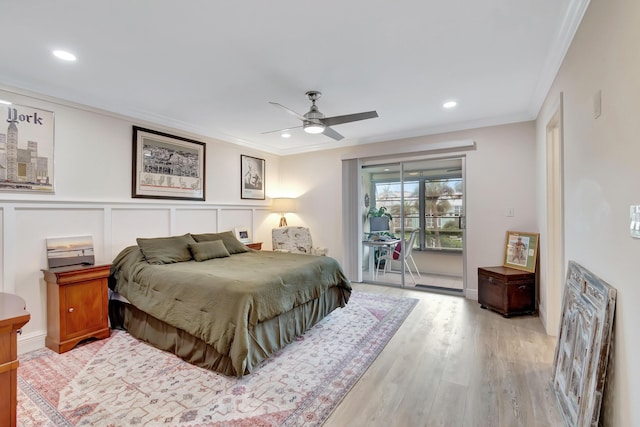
42,264 -> 111,353
478,266 -> 536,317
246,242 -> 263,250
0,293 -> 30,427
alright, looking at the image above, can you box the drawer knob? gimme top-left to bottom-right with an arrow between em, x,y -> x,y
487,277 -> 493,283
68,307 -> 75,313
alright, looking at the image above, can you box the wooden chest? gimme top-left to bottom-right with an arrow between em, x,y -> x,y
478,266 -> 536,317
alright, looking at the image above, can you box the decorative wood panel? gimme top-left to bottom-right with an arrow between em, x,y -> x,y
551,261 -> 616,427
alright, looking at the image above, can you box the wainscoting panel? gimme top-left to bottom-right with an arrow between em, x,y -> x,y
14,207 -> 105,338
111,208 -> 171,258
219,209 -> 254,236
174,208 -> 219,235
0,201 -> 270,354
254,209 -> 275,250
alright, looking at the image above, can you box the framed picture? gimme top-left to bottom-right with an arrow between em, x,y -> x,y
234,227 -> 251,243
241,155 -> 265,200
0,102 -> 55,193
132,126 -> 205,201
503,230 -> 539,272
46,235 -> 94,269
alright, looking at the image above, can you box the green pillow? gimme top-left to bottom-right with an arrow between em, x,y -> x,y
188,240 -> 231,262
191,231 -> 249,254
136,234 -> 196,264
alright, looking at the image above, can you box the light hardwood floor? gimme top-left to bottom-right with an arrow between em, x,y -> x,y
323,283 -> 564,427
371,271 -> 464,291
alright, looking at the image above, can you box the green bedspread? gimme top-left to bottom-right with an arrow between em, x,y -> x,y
110,246 -> 351,375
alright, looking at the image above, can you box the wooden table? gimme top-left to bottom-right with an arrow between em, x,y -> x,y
42,264 -> 111,353
0,293 -> 30,427
246,242 -> 262,250
362,239 -> 401,279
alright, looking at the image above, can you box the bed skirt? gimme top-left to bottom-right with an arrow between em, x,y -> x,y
109,286 -> 346,377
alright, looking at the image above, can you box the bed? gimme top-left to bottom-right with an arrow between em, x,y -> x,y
108,231 -> 352,377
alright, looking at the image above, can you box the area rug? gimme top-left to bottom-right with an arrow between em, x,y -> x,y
17,290 -> 417,426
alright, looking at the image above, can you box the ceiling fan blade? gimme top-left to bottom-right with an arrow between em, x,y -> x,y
322,126 -> 344,141
320,111 -> 378,127
269,102 -> 306,121
261,125 -> 303,135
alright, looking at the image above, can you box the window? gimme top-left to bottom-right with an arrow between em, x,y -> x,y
424,177 -> 463,250
371,176 -> 462,251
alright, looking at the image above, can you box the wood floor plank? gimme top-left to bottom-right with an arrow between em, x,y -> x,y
323,283 -> 563,427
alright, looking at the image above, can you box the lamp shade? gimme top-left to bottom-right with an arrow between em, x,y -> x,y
272,197 -> 297,213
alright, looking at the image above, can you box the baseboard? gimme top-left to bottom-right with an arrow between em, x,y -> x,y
538,303 -> 551,334
465,288 -> 478,301
18,330 -> 47,355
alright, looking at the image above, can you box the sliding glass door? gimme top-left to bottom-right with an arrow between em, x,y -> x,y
361,162 -> 402,283
360,157 -> 465,292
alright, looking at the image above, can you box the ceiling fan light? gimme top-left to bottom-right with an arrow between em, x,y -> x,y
304,123 -> 325,134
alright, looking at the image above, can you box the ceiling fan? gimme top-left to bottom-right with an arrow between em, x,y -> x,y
264,91 -> 378,141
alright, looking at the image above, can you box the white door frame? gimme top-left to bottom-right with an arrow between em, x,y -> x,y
544,93 -> 565,335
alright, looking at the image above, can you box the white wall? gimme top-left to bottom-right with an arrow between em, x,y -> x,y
279,121 -> 538,300
0,87 -> 280,352
535,0 -> 639,425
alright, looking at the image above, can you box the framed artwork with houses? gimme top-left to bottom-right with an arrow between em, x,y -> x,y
132,126 -> 206,201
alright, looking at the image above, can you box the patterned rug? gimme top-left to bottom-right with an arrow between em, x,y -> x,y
17,291 -> 417,426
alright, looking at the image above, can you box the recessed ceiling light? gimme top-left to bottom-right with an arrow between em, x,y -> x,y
0,99 -> 11,105
443,101 -> 457,109
281,132 -> 291,138
53,50 -> 77,61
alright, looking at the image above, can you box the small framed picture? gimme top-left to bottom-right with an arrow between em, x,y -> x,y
46,235 -> 95,269
234,227 -> 251,243
241,155 -> 265,200
503,231 -> 539,272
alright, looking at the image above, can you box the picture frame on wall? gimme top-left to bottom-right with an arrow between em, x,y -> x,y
503,230 -> 539,272
240,154 -> 265,200
0,102 -> 55,193
132,126 -> 206,201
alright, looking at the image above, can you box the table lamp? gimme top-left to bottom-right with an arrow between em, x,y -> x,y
272,198 -> 298,227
